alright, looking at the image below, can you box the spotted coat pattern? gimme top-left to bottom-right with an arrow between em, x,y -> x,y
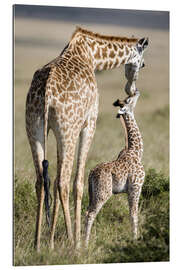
84,92 -> 145,246
25,27 -> 147,251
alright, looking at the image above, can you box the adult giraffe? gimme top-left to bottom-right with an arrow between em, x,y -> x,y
25,27 -> 148,251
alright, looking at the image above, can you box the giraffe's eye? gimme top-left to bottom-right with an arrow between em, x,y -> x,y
119,103 -> 124,108
141,62 -> 145,68
125,98 -> 131,104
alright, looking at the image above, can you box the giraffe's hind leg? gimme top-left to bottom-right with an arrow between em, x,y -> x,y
84,173 -> 112,247
27,122 -> 45,252
84,202 -> 104,247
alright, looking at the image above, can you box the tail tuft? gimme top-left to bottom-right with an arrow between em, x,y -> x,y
42,159 -> 49,169
42,159 -> 51,227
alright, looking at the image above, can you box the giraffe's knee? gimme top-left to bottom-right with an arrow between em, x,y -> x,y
73,181 -> 84,201
58,181 -> 69,201
130,212 -> 138,222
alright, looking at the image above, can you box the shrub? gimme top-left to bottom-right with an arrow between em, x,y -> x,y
103,170 -> 169,263
141,168 -> 169,199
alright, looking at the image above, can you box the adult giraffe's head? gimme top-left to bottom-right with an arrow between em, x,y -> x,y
124,37 -> 149,96
127,38 -> 149,67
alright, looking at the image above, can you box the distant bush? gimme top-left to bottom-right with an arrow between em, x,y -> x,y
153,105 -> 169,118
141,168 -> 169,199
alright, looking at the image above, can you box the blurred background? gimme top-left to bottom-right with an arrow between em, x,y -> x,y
14,5 -> 169,265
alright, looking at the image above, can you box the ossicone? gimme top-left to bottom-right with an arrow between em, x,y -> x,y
137,37 -> 149,51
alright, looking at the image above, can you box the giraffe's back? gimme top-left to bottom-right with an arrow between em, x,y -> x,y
88,149 -> 144,202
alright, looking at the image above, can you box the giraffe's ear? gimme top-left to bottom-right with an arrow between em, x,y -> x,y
137,37 -> 149,51
113,99 -> 120,107
113,99 -> 124,108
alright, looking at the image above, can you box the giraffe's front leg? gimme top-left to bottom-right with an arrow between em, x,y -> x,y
50,148 -> 60,250
50,178 -> 60,250
127,182 -> 143,240
73,114 -> 97,248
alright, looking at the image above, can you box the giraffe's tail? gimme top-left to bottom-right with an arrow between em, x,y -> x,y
42,67 -> 52,227
42,95 -> 51,227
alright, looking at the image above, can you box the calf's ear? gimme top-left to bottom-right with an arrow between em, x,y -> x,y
113,99 -> 120,107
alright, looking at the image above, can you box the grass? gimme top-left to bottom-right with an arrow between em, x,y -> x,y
14,169 -> 169,265
14,17 -> 169,265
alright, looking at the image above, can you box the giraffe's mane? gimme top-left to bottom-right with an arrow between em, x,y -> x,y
71,27 -> 138,44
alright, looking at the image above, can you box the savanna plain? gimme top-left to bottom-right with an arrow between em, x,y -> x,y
14,18 -> 169,265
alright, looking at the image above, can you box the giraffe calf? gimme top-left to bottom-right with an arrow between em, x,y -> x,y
84,90 -> 145,247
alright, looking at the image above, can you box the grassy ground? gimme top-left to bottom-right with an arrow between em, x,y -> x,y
14,18 -> 169,265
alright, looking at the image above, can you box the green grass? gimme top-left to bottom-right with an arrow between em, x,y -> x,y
14,169 -> 169,265
104,185 -> 169,263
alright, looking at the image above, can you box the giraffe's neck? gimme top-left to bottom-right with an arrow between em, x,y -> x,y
69,27 -> 138,71
122,112 -> 143,160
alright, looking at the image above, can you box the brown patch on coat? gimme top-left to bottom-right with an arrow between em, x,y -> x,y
109,50 -> 115,58
126,47 -> 129,55
103,62 -> 108,70
102,48 -> 107,59
94,49 -> 101,59
119,51 -> 124,57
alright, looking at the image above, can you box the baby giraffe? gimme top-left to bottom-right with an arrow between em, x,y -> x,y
84,89 -> 145,247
